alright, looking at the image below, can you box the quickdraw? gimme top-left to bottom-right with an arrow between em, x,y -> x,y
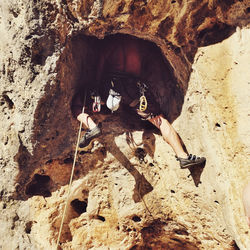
137,81 -> 148,112
92,96 -> 101,112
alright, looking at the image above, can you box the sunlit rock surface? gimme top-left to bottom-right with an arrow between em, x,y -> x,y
0,0 -> 249,249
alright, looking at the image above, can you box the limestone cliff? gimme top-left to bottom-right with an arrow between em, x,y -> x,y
0,0 -> 249,249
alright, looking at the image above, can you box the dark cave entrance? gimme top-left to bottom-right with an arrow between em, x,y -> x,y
25,174 -> 51,197
19,33 -> 185,200
70,34 -> 184,124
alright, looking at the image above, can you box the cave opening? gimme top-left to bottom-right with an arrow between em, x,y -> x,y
25,33 -> 185,199
132,215 -> 141,222
25,174 -> 51,197
70,199 -> 87,215
70,33 -> 184,125
28,33 -> 185,180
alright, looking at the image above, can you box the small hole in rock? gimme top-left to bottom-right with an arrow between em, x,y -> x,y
70,199 -> 87,215
13,214 -> 19,222
129,245 -> 138,250
46,159 -> 53,164
25,174 -> 51,197
2,94 -> 14,109
174,47 -> 181,53
132,216 -> 141,222
171,0 -> 176,3
171,238 -> 182,243
79,151 -> 88,155
118,3 -> 125,12
214,200 -> 219,204
174,229 -> 189,235
25,221 -> 33,234
215,123 -> 221,127
171,190 -> 175,193
97,215 -> 105,222
64,157 -> 73,164
246,7 -> 250,13
34,174 -> 50,183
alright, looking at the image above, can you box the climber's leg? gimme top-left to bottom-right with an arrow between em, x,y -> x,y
148,115 -> 188,158
147,114 -> 206,168
77,112 -> 101,148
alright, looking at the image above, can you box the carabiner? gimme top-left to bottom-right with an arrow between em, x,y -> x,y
92,96 -> 101,112
139,95 -> 147,112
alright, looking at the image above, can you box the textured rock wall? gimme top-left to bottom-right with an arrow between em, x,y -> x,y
0,0 -> 249,249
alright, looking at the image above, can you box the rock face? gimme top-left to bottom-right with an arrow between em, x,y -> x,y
0,0 -> 249,249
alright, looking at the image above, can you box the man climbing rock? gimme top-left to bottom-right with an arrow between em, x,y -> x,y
73,35 -> 206,169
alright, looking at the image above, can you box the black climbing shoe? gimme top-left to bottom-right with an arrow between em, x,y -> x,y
176,154 -> 206,169
79,125 -> 102,148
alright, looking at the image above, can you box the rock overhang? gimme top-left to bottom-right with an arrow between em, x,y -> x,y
0,0 -> 249,249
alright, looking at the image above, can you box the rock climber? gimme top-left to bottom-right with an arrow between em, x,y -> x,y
72,35 -> 206,169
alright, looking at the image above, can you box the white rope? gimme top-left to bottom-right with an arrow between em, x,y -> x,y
56,94 -> 86,249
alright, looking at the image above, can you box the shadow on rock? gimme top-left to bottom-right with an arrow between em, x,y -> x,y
188,160 -> 206,187
103,133 -> 153,203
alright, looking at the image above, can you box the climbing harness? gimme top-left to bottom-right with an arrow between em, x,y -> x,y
92,95 -> 101,112
137,81 -> 148,112
56,91 -> 87,249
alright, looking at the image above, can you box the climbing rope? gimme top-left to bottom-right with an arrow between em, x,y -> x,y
55,86 -> 151,248
56,92 -> 87,249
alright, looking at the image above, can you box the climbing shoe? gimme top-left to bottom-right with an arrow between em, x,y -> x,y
176,154 -> 206,169
79,125 -> 102,148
